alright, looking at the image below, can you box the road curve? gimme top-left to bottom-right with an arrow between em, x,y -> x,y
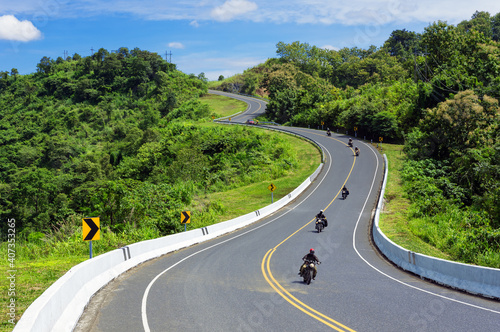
76,92 -> 500,332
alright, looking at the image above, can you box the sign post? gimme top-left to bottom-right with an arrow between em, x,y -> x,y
83,217 -> 100,259
181,211 -> 191,232
268,183 -> 277,203
354,127 -> 358,138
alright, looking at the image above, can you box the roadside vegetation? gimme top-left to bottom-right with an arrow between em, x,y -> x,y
0,123 -> 319,332
378,144 -> 453,260
0,49 -> 320,330
211,11 -> 500,268
2,10 -> 500,332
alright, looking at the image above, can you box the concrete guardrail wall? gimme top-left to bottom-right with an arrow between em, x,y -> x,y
14,161 -> 323,332
373,155 -> 500,299
17,139 -> 500,332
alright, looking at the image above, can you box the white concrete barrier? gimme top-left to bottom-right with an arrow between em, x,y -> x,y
15,94 -> 325,331
21,136 -> 500,332
14,163 -> 323,332
373,155 -> 500,299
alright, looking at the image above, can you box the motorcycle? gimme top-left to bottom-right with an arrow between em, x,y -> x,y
342,190 -> 348,200
315,218 -> 325,233
327,130 -> 331,136
348,141 -> 353,147
300,260 -> 317,285
355,149 -> 359,156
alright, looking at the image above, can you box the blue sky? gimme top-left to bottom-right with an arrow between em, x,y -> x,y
1,0 -> 500,81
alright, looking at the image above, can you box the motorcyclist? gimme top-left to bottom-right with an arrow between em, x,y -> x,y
348,138 -> 353,147
342,186 -> 349,199
299,248 -> 320,280
316,209 -> 328,227
354,146 -> 360,156
327,128 -> 331,136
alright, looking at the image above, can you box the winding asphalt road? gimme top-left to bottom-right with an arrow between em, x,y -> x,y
76,91 -> 500,331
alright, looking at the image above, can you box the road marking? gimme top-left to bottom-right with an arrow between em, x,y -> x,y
261,132 -> 357,331
262,249 -> 355,332
210,92 -> 500,320
351,146 -> 500,315
141,131 -> 332,331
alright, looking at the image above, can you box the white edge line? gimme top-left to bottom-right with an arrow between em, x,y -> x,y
352,143 -> 500,315
142,142 -> 333,331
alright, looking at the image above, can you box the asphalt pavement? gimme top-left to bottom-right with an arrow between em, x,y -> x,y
75,92 -> 500,332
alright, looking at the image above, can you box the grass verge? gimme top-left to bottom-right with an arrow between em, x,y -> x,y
1,255 -> 87,332
377,143 -> 451,259
0,95 -> 320,332
201,93 -> 248,118
192,132 -> 320,222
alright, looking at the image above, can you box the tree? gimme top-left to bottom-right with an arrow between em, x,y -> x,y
371,111 -> 398,139
418,90 -> 499,159
218,75 -> 224,81
457,11 -> 492,39
11,167 -> 58,229
37,56 -> 54,75
98,53 -> 123,84
117,47 -> 130,59
94,48 -> 110,64
125,56 -> 152,93
0,71 -> 8,90
197,72 -> 208,83
10,68 -> 19,80
421,21 -> 458,66
23,80 -> 38,104
491,12 -> 500,41
383,29 -> 421,58
242,74 -> 257,95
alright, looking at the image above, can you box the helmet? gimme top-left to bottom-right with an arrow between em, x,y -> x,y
310,248 -> 315,253
320,210 -> 323,213
355,146 -> 358,149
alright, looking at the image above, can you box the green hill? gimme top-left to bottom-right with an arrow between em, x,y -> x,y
210,12 -> 500,267
0,47 -> 313,239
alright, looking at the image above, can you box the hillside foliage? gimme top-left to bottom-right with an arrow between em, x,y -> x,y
212,11 -> 500,266
0,48 -> 301,241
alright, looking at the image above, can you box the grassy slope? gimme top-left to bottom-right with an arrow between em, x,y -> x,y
0,94 -> 320,331
378,143 -> 451,259
201,93 -> 248,118
195,94 -> 320,222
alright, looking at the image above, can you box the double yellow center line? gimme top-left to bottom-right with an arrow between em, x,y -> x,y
261,132 -> 357,331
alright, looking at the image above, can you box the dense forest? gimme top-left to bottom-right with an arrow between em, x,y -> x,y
213,11 -> 500,266
0,48 -> 301,240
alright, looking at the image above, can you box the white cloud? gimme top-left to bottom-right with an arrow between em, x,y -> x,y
258,1 -> 500,25
0,15 -> 42,42
210,0 -> 258,22
175,53 -> 266,81
322,45 -> 339,51
1,1 -> 500,26
190,20 -> 199,27
168,42 -> 185,49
